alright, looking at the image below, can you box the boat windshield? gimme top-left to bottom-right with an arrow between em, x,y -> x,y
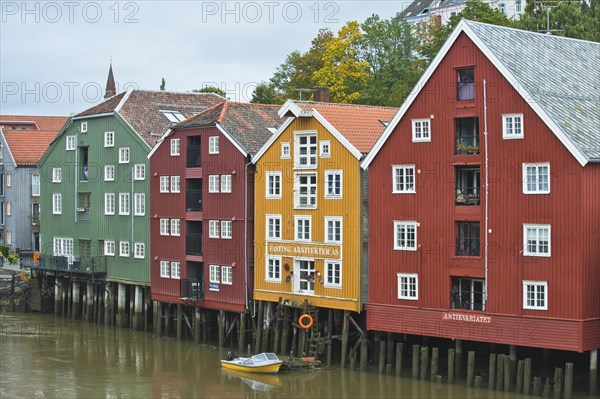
251,353 -> 268,363
264,353 -> 279,361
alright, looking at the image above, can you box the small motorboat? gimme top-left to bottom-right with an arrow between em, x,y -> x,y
221,352 -> 283,374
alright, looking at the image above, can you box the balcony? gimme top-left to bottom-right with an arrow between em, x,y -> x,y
186,233 -> 203,256
180,278 -> 204,302
32,255 -> 107,276
455,187 -> 480,206
455,168 -> 480,206
186,189 -> 203,212
455,118 -> 479,155
450,277 -> 485,311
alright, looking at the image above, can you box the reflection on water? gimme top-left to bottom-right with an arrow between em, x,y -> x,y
0,313 -> 591,399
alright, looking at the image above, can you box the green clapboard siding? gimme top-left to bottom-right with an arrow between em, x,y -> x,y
39,114 -> 151,284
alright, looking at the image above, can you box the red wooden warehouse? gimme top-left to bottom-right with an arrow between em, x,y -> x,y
361,20 -> 600,354
149,102 -> 280,336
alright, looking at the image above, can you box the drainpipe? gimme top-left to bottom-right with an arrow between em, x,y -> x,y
483,80 -> 489,306
131,165 -> 135,255
244,160 -> 252,312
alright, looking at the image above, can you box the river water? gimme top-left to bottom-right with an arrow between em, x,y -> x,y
0,312 -> 583,399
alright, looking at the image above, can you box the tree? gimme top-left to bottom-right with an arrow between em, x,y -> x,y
160,78 -> 166,91
250,82 -> 281,104
192,86 -> 227,98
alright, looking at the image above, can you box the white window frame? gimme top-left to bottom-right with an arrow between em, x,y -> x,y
171,176 -> 181,193
119,241 -> 130,257
523,224 -> 551,257
324,261 -> 342,288
294,172 -> 317,209
81,122 -> 88,133
209,136 -> 220,154
221,221 -> 232,239
411,119 -> 431,142
104,165 -> 115,182
319,140 -> 331,158
66,135 -> 76,150
221,175 -> 232,193
160,219 -> 170,236
134,243 -> 145,259
208,175 -> 220,193
134,193 -> 145,216
53,237 -> 74,264
266,256 -> 282,282
134,164 -> 145,180
502,114 -> 524,139
31,174 -> 40,196
171,138 -> 180,156
324,217 -> 343,244
104,131 -> 114,147
294,131 -> 318,169
266,172 -> 282,199
119,193 -> 130,215
160,176 -> 170,193
392,165 -> 416,194
170,219 -> 181,236
221,266 -> 233,285
522,280 -> 548,310
209,265 -> 220,284
266,215 -> 282,241
281,142 -> 291,159
6,202 -> 11,216
523,163 -> 550,194
160,261 -> 170,278
104,241 -> 115,256
171,262 -> 181,279
394,221 -> 417,251
398,273 -> 418,300
104,193 -> 115,215
209,220 -> 220,238
52,167 -> 62,183
52,193 -> 62,214
324,170 -> 343,199
119,147 -> 130,164
295,216 -> 312,242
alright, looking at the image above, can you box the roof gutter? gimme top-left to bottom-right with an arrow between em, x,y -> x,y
72,112 -> 114,121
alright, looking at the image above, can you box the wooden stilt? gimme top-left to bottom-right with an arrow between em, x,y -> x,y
202,309 -> 207,343
496,354 -> 505,391
474,376 -> 483,388
396,343 -> 403,377
509,345 -> 517,390
238,312 -> 246,354
273,301 -> 281,354
591,349 -> 598,395
533,376 -> 542,396
448,348 -> 455,384
564,362 -> 573,399
516,360 -> 524,394
104,283 -> 112,326
412,344 -> 420,379
360,335 -> 368,372
524,357 -> 532,395
261,303 -> 272,353
156,302 -> 163,337
504,355 -> 510,392
326,308 -> 333,367
54,279 -> 62,316
341,310 -> 349,368
281,306 -> 290,356
466,351 -> 475,387
194,307 -> 201,344
387,333 -> 394,368
218,310 -> 225,348
553,367 -> 563,399
489,353 -> 497,390
431,347 -> 439,382
164,303 -> 170,337
378,340 -> 386,374
291,309 -> 299,356
542,377 -> 551,398
455,339 -> 463,378
254,301 -> 264,353
176,304 -> 183,340
420,346 -> 429,380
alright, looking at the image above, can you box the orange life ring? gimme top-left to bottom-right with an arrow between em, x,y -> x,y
299,314 -> 313,329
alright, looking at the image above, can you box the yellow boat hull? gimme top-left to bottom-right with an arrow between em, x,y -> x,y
220,361 -> 282,374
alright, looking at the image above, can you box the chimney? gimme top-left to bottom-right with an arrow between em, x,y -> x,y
105,62 -> 116,99
312,86 -> 330,103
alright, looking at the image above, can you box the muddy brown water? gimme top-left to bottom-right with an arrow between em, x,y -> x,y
0,312 -> 591,398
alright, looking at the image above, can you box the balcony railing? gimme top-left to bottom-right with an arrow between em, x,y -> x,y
455,135 -> 480,155
77,208 -> 90,221
450,289 -> 486,311
187,145 -> 201,167
455,187 -> 480,206
33,255 -> 107,275
186,233 -> 203,256
186,190 -> 203,212
456,237 -> 480,256
180,278 -> 204,302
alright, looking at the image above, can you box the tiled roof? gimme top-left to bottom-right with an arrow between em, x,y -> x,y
74,90 -> 224,147
294,102 -> 398,153
175,102 -> 280,155
466,20 -> 600,161
0,115 -> 68,132
400,0 -> 436,17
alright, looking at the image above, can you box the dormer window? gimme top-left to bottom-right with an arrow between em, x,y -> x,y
160,110 -> 186,123
457,68 -> 474,101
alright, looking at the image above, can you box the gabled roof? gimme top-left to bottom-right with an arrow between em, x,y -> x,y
174,101 -> 281,156
73,90 -> 224,147
362,20 -> 600,169
0,115 -> 68,166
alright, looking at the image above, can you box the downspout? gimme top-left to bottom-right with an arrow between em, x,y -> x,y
131,165 -> 135,256
74,136 -> 78,224
244,160 -> 252,313
357,166 -> 362,313
483,80 -> 489,306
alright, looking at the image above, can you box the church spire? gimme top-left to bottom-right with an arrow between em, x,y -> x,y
105,61 -> 116,99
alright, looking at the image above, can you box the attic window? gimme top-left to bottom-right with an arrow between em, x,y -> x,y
160,110 -> 186,123
379,120 -> 390,127
418,8 -> 429,15
267,127 -> 277,134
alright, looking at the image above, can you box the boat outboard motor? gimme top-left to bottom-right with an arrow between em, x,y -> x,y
227,351 -> 235,361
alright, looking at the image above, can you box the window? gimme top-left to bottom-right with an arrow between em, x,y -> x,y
221,266 -> 233,285
81,122 -> 88,133
295,132 -> 317,169
119,193 -> 130,215
455,117 -> 479,154
412,119 -> 431,142
320,141 -> 331,157
523,281 -> 547,310
53,237 -> 74,264
105,165 -> 115,181
324,170 -> 342,198
457,68 -> 475,101
53,168 -> 62,183
325,262 -> 342,288
266,215 -> 281,241
104,131 -> 114,147
120,241 -> 130,257
104,241 -> 115,256
266,172 -> 282,198
134,243 -> 145,259
392,165 -> 416,193
134,164 -> 145,180
209,136 -> 219,154
295,216 -> 311,242
221,175 -> 232,193
119,147 -> 130,163
503,114 -> 524,139
161,110 -> 186,123
325,217 -> 342,243
171,176 -> 181,193
52,193 -> 62,214
516,0 -> 522,12
160,219 -> 170,235
209,175 -> 220,193
105,193 -> 115,215
221,221 -> 232,239
296,260 -> 315,295
209,220 -> 220,238
295,173 -> 317,208
31,174 -> 40,196
394,221 -> 417,251
398,274 -> 418,300
171,262 -> 181,279
160,261 -> 170,278
134,193 -> 145,216
499,3 -> 506,14
170,219 -> 181,236
281,142 -> 291,159
66,135 -> 76,150
160,176 -> 170,193
171,138 -> 181,156
266,256 -> 281,282
6,202 -> 11,216
5,230 -> 11,245
523,224 -> 551,257
456,222 -> 480,256
209,265 -> 220,284
5,174 -> 10,187
523,163 -> 550,194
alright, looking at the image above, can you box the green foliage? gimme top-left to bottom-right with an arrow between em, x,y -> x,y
192,86 -> 227,98
250,82 -> 281,104
0,245 -> 9,258
160,78 -> 166,91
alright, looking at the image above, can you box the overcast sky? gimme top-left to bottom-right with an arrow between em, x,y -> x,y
1,1 -> 410,116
